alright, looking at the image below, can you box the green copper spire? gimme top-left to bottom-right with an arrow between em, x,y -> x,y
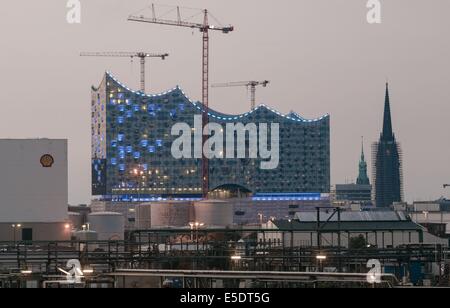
357,137 -> 370,185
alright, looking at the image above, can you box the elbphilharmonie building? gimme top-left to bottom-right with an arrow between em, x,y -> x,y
92,72 -> 330,201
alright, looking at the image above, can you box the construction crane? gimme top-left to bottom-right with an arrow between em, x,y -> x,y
128,4 -> 234,198
80,52 -> 169,92
212,80 -> 270,109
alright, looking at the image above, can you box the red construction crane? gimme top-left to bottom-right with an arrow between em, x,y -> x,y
212,80 -> 270,109
128,4 -> 234,198
80,52 -> 168,93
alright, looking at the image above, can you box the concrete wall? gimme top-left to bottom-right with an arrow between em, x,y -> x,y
0,222 -> 70,241
0,139 -> 68,223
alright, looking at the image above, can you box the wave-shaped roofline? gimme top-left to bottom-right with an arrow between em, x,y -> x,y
105,71 -> 329,123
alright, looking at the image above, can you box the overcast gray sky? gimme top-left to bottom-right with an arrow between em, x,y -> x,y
0,0 -> 449,204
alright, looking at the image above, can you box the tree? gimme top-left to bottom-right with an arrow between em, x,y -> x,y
349,235 -> 368,250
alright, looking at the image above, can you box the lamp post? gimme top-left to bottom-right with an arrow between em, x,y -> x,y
288,219 -> 294,251
231,255 -> 242,270
189,222 -> 204,241
316,254 -> 327,272
11,224 -> 22,245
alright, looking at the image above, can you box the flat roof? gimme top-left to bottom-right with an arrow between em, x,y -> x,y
271,220 -> 424,232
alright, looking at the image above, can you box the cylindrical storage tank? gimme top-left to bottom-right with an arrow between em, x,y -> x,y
72,230 -> 99,252
73,230 -> 98,242
148,201 -> 194,228
194,200 -> 233,227
88,212 -> 125,241
135,203 -> 152,229
68,212 -> 83,230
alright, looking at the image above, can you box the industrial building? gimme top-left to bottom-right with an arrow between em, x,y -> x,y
407,200 -> 450,236
91,72 -> 330,200
334,184 -> 372,204
0,139 -> 70,241
260,211 -> 447,248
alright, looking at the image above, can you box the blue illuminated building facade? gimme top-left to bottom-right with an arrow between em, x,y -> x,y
92,72 -> 330,201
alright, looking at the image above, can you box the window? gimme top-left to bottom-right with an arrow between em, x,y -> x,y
22,228 -> 33,242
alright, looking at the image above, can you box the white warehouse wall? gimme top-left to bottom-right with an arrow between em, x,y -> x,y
0,139 -> 68,223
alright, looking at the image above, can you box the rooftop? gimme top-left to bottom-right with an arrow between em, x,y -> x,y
271,219 -> 423,232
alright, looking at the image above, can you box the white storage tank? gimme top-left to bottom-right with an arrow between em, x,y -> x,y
194,200 -> 233,227
147,201 -> 194,228
88,212 -> 125,241
73,230 -> 98,242
135,203 -> 152,229
72,230 -> 99,251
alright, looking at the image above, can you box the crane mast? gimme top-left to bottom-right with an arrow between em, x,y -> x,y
80,52 -> 169,92
128,5 -> 233,198
201,11 -> 210,199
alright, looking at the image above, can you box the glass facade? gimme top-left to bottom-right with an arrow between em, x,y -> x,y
92,72 -> 330,200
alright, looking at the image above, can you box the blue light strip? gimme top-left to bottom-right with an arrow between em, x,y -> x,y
108,194 -> 203,202
251,197 -> 321,201
106,72 -> 329,123
254,193 -> 322,198
104,193 -> 325,202
252,192 -> 323,201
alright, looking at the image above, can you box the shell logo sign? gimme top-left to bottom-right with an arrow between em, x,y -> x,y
40,154 -> 55,168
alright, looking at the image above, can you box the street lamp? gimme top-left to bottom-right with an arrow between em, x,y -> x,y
316,254 -> 327,272
231,255 -> 242,270
11,224 -> 22,244
189,222 -> 204,241
288,219 -> 295,250
82,266 -> 94,275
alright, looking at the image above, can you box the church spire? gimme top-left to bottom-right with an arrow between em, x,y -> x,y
357,137 -> 370,185
360,136 -> 365,162
374,82 -> 403,207
382,83 -> 393,140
